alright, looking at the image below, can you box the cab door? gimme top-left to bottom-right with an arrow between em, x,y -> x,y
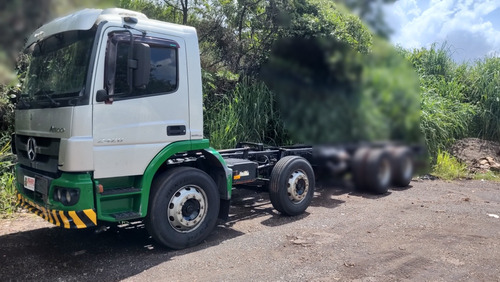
92,29 -> 189,179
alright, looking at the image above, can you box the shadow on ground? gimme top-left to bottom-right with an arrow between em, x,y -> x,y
0,220 -> 244,281
0,181 -> 410,281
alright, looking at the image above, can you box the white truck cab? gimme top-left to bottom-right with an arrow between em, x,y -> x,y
14,8 -> 231,249
18,8 -> 204,178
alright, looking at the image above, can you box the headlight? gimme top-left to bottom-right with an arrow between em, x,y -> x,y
53,187 -> 80,206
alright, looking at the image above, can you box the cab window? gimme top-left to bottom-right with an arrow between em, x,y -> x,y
105,32 -> 179,98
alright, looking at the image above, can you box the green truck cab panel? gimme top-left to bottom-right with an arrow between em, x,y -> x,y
137,139 -> 232,218
16,167 -> 97,229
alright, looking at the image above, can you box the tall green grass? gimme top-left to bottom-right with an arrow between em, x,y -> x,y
465,57 -> 500,141
205,80 -> 289,149
403,45 -> 478,161
420,81 -> 476,158
0,141 -> 16,216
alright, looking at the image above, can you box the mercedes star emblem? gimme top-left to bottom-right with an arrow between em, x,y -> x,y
27,137 -> 37,161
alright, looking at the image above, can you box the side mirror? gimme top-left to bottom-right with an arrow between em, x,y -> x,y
96,89 -> 109,103
128,42 -> 150,89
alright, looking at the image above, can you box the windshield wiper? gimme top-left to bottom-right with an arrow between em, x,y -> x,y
16,96 -> 31,109
33,90 -> 60,107
42,94 -> 60,107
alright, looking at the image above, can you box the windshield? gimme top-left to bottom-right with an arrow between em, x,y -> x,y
19,29 -> 95,109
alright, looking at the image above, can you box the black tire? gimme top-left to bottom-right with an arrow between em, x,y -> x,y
146,167 -> 220,249
389,147 -> 414,187
352,148 -> 392,194
352,147 -> 371,190
269,156 -> 315,216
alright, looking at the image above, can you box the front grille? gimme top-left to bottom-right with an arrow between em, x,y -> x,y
15,135 -> 60,174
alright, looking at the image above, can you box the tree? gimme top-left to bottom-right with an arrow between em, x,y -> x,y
262,36 -> 420,144
338,0 -> 396,38
0,0 -> 53,84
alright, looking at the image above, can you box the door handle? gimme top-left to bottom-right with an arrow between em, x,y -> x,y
167,125 -> 186,136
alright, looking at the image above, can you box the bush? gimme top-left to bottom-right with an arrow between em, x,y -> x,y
432,150 -> 468,180
0,142 -> 16,216
262,36 -> 421,145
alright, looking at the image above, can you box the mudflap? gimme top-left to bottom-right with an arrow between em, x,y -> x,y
218,199 -> 230,220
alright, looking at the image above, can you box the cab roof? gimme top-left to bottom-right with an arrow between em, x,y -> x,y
24,8 -> 193,48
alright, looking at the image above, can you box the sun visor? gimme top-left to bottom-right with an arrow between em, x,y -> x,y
25,9 -> 103,49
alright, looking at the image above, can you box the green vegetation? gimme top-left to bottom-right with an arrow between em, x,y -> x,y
0,0 -> 499,213
473,171 -> 500,182
0,142 -> 16,217
205,80 -> 288,149
402,45 -> 500,161
0,83 -> 16,215
262,36 -> 420,144
432,150 -> 500,182
432,150 -> 468,180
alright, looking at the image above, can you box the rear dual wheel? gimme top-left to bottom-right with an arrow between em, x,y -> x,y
352,148 -> 392,194
353,147 -> 414,194
389,147 -> 414,187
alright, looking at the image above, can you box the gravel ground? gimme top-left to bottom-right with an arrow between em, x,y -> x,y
0,179 -> 499,281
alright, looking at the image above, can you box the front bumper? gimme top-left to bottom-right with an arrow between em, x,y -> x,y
17,193 -> 97,229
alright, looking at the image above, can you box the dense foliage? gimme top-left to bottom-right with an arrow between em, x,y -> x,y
401,44 -> 500,159
262,36 -> 420,145
0,0 -> 500,213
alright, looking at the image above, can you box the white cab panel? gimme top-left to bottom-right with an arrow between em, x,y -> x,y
15,107 -> 73,138
59,137 -> 94,171
92,27 -> 190,178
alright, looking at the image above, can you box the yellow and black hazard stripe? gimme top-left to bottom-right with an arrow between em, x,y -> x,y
17,193 -> 97,229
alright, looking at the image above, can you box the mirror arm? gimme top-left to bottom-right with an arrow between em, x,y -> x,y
124,29 -> 134,94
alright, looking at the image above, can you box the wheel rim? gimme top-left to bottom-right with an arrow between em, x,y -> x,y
167,185 -> 207,233
378,158 -> 391,188
287,169 -> 310,204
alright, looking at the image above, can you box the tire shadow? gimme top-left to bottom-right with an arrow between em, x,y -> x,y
390,184 -> 414,192
0,220 -> 244,281
314,177 -> 395,200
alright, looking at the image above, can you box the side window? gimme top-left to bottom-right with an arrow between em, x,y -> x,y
148,46 -> 178,93
106,32 -> 179,98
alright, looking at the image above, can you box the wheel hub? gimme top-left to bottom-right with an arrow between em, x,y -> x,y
182,199 -> 201,220
287,170 -> 309,203
167,185 -> 207,233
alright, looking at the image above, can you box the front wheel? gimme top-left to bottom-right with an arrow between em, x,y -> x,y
146,167 -> 220,249
269,156 -> 315,216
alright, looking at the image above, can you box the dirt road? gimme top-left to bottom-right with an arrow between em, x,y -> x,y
1,179 -> 499,281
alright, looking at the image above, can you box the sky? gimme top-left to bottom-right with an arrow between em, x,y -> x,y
384,0 -> 500,62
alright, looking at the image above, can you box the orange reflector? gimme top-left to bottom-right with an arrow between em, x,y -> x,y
233,175 -> 241,180
98,184 -> 104,193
